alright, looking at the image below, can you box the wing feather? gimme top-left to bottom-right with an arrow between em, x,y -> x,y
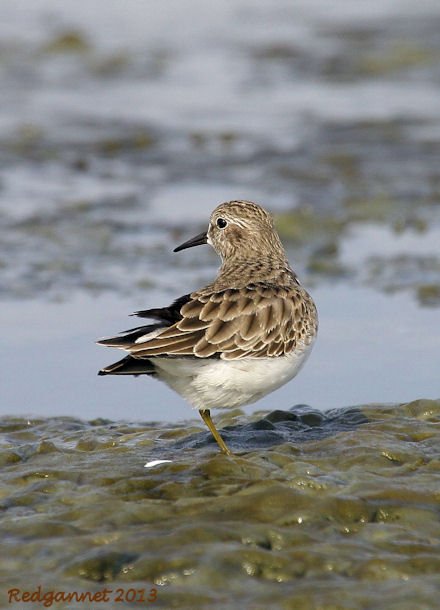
194,337 -> 220,357
205,318 -> 239,343
177,316 -> 209,332
180,299 -> 204,318
200,299 -> 220,321
240,313 -> 262,340
110,284 -> 316,361
217,299 -> 241,320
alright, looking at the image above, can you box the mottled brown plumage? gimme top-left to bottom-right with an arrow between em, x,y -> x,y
98,200 -> 318,455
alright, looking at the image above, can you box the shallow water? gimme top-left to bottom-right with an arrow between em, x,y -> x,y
1,400 -> 439,609
1,1 -> 440,609
1,0 -> 440,305
2,286 -> 439,423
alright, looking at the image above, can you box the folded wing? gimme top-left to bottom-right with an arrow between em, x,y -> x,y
98,284 -> 317,362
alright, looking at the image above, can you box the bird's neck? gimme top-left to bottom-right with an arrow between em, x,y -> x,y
214,256 -> 298,290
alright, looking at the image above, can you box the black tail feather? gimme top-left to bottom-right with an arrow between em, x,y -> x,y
98,355 -> 156,376
132,294 -> 191,323
96,323 -> 162,347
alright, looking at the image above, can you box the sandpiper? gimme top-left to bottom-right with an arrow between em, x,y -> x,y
98,200 -> 318,455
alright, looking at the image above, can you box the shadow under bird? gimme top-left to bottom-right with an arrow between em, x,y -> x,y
97,200 -> 318,455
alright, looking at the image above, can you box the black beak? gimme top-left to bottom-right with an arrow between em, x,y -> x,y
173,231 -> 208,252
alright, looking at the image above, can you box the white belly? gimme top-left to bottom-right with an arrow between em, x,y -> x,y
152,343 -> 314,410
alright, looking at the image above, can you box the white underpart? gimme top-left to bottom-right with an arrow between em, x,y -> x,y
151,342 -> 314,410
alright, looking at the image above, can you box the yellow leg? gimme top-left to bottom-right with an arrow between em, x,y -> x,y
199,409 -> 232,455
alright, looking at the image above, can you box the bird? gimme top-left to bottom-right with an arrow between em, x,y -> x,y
97,200 -> 318,455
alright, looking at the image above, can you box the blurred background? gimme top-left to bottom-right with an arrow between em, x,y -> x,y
1,0 -> 439,421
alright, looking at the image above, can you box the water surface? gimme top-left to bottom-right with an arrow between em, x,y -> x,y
1,2 -> 440,609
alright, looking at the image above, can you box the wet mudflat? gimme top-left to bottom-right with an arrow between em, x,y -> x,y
1,400 -> 439,610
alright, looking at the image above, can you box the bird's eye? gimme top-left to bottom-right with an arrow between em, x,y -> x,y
216,218 -> 227,229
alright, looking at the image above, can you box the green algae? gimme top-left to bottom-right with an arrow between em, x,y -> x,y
417,283 -> 440,307
359,43 -> 439,77
40,30 -> 91,55
275,207 -> 346,247
1,401 -> 439,609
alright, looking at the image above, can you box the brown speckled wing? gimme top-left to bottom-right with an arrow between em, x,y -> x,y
128,284 -> 317,360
